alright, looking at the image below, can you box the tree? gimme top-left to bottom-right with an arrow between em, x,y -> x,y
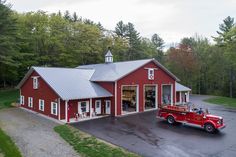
63,10 -> 71,21
115,21 -> 127,38
213,16 -> 235,44
114,21 -> 142,60
72,12 -> 80,22
0,0 -> 19,87
151,34 -> 164,62
151,34 -> 164,51
213,16 -> 236,97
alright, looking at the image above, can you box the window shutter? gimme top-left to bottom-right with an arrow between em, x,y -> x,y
86,101 -> 89,112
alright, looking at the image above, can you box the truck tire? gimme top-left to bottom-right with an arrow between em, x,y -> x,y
204,123 -> 215,133
167,116 -> 175,124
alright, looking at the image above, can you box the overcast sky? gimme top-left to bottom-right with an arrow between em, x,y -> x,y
7,0 -> 236,47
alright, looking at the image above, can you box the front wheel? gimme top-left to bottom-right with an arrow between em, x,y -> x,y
167,116 -> 175,124
204,123 -> 215,133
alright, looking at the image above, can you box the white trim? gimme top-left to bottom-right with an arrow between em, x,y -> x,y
95,100 -> 102,114
38,99 -> 44,111
121,85 -> 139,115
143,84 -> 158,111
115,81 -> 117,116
161,84 -> 173,105
58,98 -> 61,120
90,98 -> 92,118
51,102 -> 58,115
65,101 -> 68,122
144,67 -> 158,70
32,77 -> 39,89
180,92 -> 182,103
171,84 -> 173,105
78,101 -> 89,114
148,69 -> 154,80
105,100 -> 111,114
28,97 -> 33,108
20,95 -> 24,105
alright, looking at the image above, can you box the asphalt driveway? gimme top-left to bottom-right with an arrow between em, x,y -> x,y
0,108 -> 79,157
72,95 -> 236,157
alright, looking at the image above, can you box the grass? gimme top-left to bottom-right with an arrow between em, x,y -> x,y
0,128 -> 22,157
204,96 -> 236,108
54,125 -> 140,157
0,89 -> 19,110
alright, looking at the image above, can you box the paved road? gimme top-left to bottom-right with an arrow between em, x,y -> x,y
72,95 -> 236,157
0,108 -> 79,157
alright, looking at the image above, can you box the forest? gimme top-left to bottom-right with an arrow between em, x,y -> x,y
0,1 -> 236,98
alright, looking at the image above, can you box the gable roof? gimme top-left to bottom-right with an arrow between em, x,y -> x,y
77,58 -> 180,82
17,67 -> 112,100
176,82 -> 191,92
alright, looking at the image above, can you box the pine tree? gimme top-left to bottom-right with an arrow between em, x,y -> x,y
0,0 -> 19,87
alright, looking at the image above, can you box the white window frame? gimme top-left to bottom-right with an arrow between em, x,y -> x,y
39,99 -> 44,111
20,95 -> 24,105
78,101 -> 89,114
51,102 -> 58,115
148,68 -> 154,80
33,77 -> 39,89
28,97 -> 33,108
143,84 -> 158,110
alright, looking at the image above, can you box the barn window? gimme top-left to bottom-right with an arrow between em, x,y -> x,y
148,69 -> 154,80
39,99 -> 44,111
28,97 -> 33,108
51,102 -> 58,115
20,95 -> 24,105
33,77 -> 39,89
78,101 -> 89,114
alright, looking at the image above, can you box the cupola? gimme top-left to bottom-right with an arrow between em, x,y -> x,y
105,49 -> 113,63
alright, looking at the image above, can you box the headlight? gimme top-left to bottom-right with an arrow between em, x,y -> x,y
217,119 -> 222,124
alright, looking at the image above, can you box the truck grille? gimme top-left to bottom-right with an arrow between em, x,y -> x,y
220,119 -> 223,125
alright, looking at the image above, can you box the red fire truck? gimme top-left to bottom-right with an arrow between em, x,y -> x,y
157,104 -> 225,133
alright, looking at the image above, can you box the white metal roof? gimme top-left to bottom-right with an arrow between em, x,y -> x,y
17,67 -> 112,100
176,82 -> 191,92
77,58 -> 180,81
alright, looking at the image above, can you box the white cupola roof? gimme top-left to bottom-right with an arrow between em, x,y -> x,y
105,49 -> 113,63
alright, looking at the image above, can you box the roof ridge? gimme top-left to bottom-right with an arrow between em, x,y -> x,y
78,58 -> 153,67
33,66 -> 94,71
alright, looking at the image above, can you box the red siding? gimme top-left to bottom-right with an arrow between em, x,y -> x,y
20,71 -> 60,119
96,82 -> 115,116
62,97 -> 112,120
176,92 -> 180,102
117,61 -> 176,115
20,59 -> 176,119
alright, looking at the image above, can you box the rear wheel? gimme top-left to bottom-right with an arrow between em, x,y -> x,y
204,123 -> 215,133
167,116 -> 175,124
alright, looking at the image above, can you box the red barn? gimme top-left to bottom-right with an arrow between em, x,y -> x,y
17,50 -> 190,123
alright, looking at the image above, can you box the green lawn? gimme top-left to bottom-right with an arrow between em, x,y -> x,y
54,125 -> 140,157
204,96 -> 236,108
0,128 -> 22,157
0,89 -> 19,109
